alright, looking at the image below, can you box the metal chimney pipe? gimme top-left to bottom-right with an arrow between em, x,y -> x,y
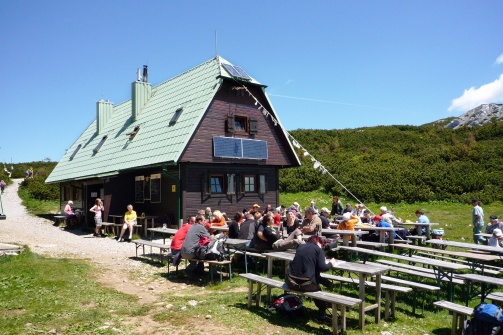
142,65 -> 148,82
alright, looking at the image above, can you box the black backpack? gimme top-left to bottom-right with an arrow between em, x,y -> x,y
196,234 -> 229,261
269,294 -> 303,317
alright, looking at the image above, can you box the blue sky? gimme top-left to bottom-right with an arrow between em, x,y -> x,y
1,1 -> 502,164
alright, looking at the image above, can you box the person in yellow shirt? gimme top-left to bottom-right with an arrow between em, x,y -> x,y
118,204 -> 137,242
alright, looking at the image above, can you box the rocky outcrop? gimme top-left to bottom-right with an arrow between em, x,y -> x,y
445,104 -> 503,129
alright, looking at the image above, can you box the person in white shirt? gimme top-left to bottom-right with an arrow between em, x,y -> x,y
488,228 -> 503,248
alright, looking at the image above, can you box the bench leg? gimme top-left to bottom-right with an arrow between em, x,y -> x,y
331,303 -> 340,335
247,281 -> 254,308
451,311 -> 458,335
384,290 -> 390,320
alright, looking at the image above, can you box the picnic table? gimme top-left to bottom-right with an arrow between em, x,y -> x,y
425,239 -> 503,256
355,225 -> 407,249
262,250 -> 391,329
147,227 -> 178,243
321,229 -> 368,247
456,273 -> 503,306
210,225 -> 229,232
393,243 -> 500,275
338,246 -> 469,301
138,215 -> 158,236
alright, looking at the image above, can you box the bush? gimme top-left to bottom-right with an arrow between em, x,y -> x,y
21,177 -> 59,201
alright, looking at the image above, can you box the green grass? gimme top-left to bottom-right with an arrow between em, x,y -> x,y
18,186 -> 59,216
0,250 -> 145,335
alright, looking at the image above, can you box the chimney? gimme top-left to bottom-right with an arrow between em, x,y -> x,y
132,65 -> 152,121
96,99 -> 113,133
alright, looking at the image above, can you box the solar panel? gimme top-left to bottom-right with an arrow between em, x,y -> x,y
242,139 -> 268,159
222,63 -> 251,80
213,137 -> 267,160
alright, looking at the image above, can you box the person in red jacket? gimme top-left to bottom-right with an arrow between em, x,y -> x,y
171,216 -> 195,256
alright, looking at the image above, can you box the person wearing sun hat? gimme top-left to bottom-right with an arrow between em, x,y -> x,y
488,228 -> 503,248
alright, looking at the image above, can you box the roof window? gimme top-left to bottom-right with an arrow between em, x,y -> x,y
69,144 -> 82,160
127,125 -> 140,139
169,107 -> 183,125
93,135 -> 108,154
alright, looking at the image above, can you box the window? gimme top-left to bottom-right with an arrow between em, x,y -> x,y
243,175 -> 256,193
226,114 -> 258,135
127,125 -> 140,139
210,175 -> 224,194
69,144 -> 82,160
93,135 -> 108,154
169,107 -> 183,125
234,116 -> 247,132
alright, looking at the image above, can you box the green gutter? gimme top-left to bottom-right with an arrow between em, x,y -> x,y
161,164 -> 180,228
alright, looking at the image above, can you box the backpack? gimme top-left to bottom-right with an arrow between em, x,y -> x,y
196,234 -> 228,261
464,303 -> 503,335
269,294 -> 303,317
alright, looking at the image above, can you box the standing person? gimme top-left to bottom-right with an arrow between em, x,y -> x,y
89,198 -> 105,237
285,235 -> 337,322
118,204 -> 137,242
330,196 -> 343,216
471,199 -> 485,244
0,180 -> 5,194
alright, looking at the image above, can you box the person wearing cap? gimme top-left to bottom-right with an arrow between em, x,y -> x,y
319,207 -> 331,229
292,202 -> 300,212
373,215 -> 397,239
361,209 -> 373,224
310,201 -> 318,214
488,228 -> 503,248
485,215 -> 503,235
300,207 -> 322,235
330,196 -> 343,216
471,199 -> 485,244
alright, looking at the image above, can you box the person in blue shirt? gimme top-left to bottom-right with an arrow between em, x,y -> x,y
373,215 -> 397,239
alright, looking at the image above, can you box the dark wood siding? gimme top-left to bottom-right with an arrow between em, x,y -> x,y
180,163 -> 279,218
180,81 -> 298,167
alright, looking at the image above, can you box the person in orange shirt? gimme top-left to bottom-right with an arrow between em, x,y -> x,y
337,212 -> 360,237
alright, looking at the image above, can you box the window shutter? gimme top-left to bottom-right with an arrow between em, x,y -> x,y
227,174 -> 235,195
202,174 -> 209,195
249,118 -> 258,135
227,113 -> 235,133
259,175 -> 266,194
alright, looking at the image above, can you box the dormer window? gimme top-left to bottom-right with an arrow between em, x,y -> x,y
93,135 -> 108,154
69,144 -> 82,160
169,107 -> 183,125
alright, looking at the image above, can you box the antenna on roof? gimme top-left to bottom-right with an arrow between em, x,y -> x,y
215,30 -> 219,58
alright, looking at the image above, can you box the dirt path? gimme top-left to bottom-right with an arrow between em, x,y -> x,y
0,179 -> 201,334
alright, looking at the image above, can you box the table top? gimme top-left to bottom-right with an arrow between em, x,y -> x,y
147,227 -> 178,235
399,222 -> 439,227
139,216 -> 158,220
210,225 -> 229,232
224,238 -> 250,246
456,273 -> 503,285
338,246 -> 469,271
263,251 -> 390,275
475,233 -> 492,238
322,229 -> 369,235
108,214 -> 123,218
426,239 -> 503,254
393,243 -> 501,262
355,225 -> 405,231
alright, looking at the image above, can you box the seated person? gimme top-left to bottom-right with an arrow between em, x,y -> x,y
64,200 -> 77,220
237,213 -> 258,240
228,212 -> 244,238
375,215 -> 397,240
171,216 -> 195,255
285,235 -> 338,323
181,215 -> 212,274
118,204 -> 137,242
486,215 -> 503,235
206,210 -> 227,233
488,228 -> 503,248
251,214 -> 303,251
337,212 -> 359,231
283,210 -> 300,235
319,207 -> 331,229
342,203 -> 353,214
360,209 -> 372,224
300,207 -> 322,235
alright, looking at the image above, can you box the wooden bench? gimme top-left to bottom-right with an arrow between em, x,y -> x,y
184,258 -> 232,282
433,300 -> 473,335
320,273 -> 412,320
485,291 -> 503,305
100,222 -> 115,235
355,241 -> 388,250
239,273 -> 361,335
381,275 -> 440,314
114,223 -> 142,236
133,239 -> 170,263
232,248 -> 267,273
407,235 -> 426,245
54,215 -> 66,226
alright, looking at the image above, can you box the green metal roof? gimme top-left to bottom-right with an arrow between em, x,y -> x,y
47,57 -> 265,183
